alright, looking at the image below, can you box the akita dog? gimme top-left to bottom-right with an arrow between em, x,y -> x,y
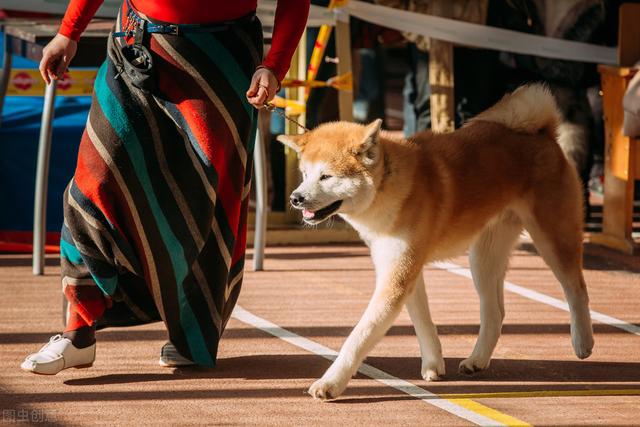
277,84 -> 594,400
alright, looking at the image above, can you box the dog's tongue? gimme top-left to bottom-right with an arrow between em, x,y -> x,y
303,209 -> 315,219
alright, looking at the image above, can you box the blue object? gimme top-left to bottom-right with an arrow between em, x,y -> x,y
1,31 -> 39,68
0,96 -> 90,232
0,31 -> 91,233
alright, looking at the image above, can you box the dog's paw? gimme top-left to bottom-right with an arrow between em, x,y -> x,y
458,357 -> 490,375
571,322 -> 594,360
308,377 -> 347,401
422,358 -> 446,381
572,333 -> 594,360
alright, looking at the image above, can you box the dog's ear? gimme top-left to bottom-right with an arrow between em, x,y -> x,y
276,134 -> 306,153
355,119 -> 382,165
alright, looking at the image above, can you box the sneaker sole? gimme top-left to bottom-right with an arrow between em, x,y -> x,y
158,358 -> 195,367
21,362 -> 94,375
73,363 -> 94,369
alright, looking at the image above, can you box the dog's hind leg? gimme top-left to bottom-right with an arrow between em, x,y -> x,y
521,182 -> 594,359
406,271 -> 445,381
459,213 -> 522,375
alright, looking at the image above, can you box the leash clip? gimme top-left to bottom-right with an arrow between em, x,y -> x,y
264,102 -> 309,132
133,19 -> 145,46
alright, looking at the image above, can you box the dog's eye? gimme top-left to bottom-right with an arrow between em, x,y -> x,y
319,174 -> 332,181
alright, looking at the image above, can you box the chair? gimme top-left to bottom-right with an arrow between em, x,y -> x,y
590,3 -> 640,254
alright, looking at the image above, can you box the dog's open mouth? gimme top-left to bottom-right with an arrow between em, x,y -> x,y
301,200 -> 343,223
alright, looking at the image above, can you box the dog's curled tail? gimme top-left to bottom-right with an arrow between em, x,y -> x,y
469,83 -> 561,139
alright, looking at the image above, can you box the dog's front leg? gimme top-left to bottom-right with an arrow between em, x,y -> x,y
308,240 -> 420,400
405,272 -> 445,381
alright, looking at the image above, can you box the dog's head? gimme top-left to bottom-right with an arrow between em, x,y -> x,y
277,119 -> 383,225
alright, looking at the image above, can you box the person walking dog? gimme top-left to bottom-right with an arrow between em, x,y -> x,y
22,0 -> 310,374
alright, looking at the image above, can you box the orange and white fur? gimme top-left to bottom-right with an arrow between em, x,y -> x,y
277,84 -> 594,400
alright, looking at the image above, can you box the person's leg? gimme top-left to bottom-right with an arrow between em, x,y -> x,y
403,44 -> 418,137
21,205 -> 110,374
353,47 -> 385,123
61,260 -> 107,349
413,47 -> 431,133
63,318 -> 96,349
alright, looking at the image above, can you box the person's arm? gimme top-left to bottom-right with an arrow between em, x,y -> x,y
246,0 -> 310,108
59,0 -> 105,41
262,0 -> 311,81
39,0 -> 104,83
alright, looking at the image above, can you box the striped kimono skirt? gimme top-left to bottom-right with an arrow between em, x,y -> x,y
61,7 -> 262,366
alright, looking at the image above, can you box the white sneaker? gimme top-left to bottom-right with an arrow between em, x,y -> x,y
159,342 -> 194,367
21,334 -> 96,375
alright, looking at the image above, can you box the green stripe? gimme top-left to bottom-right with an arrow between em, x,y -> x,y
93,274 -> 118,296
94,62 -> 214,366
186,33 -> 253,116
247,112 -> 258,155
60,238 -> 83,265
60,236 -> 116,295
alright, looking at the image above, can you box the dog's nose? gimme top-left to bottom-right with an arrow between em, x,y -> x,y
290,193 -> 305,207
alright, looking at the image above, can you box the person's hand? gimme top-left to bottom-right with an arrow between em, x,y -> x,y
39,34 -> 78,85
246,67 -> 280,109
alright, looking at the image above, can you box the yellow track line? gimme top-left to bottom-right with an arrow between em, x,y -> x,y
447,398 -> 532,427
440,389 -> 640,399
440,389 -> 640,426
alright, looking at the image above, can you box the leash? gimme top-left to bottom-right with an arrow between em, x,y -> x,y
264,102 -> 309,133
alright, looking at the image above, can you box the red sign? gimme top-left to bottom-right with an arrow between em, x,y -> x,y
12,72 -> 34,91
58,73 -> 71,91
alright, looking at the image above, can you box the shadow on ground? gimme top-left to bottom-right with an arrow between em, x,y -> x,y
4,322 -> 636,345
0,256 -> 60,268
245,248 -> 367,261
9,381 -> 640,406
55,354 -> 640,387
518,242 -> 640,274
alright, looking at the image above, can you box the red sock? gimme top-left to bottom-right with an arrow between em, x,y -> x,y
64,309 -> 93,332
63,284 -> 108,332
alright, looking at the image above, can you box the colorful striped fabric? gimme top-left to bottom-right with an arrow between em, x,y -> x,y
60,8 -> 263,366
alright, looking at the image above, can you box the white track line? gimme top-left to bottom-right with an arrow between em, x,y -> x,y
432,262 -> 640,336
232,305 -> 505,427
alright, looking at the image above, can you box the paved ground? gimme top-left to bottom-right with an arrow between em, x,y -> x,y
0,242 -> 638,426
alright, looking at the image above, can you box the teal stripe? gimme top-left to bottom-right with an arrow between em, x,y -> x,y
60,238 -> 83,265
93,274 -> 118,296
94,63 -> 214,366
185,33 -> 253,116
60,235 -> 117,296
247,111 -> 258,155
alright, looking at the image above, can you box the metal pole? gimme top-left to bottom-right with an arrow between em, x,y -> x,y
335,16 -> 354,121
252,127 -> 267,271
33,80 -> 57,275
284,33 -> 306,224
0,32 -> 13,127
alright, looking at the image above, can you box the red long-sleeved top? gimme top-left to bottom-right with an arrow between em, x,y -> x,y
58,0 -> 310,80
